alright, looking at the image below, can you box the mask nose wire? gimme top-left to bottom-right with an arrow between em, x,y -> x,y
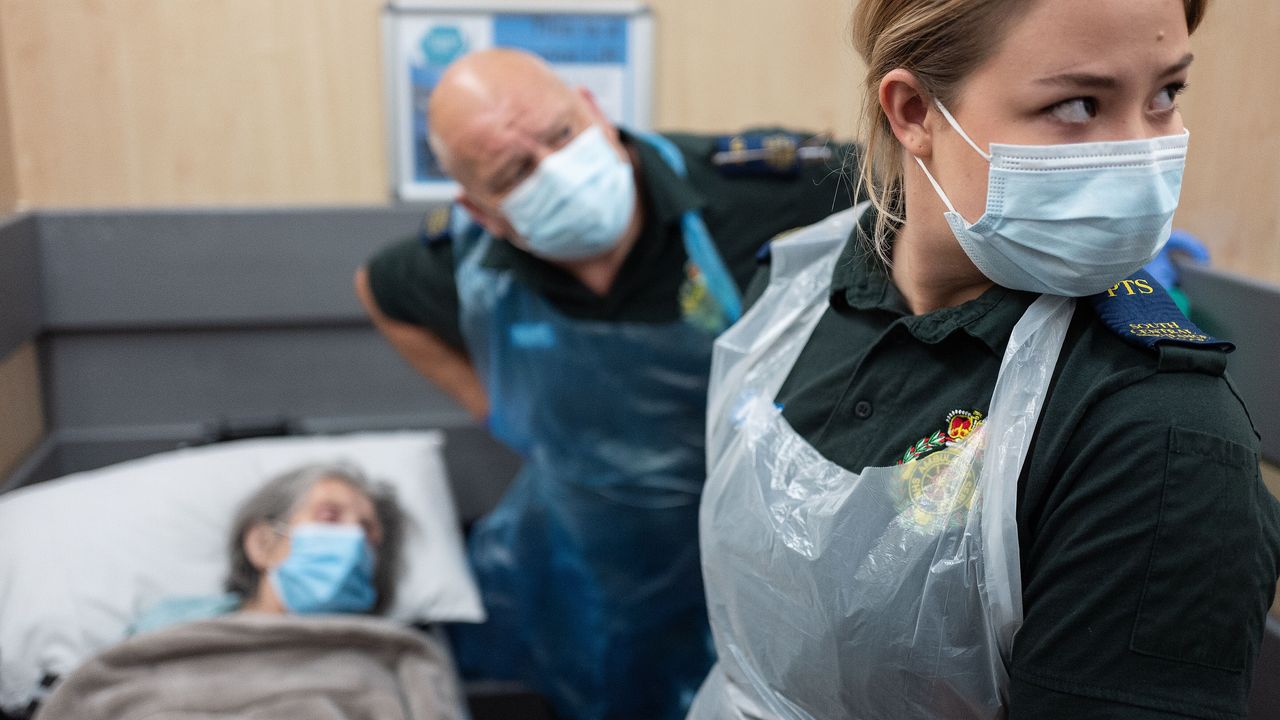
912,98 -> 993,221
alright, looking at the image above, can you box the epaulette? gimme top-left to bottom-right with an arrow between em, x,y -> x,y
418,205 -> 454,247
755,240 -> 773,264
1089,270 -> 1234,373
754,224 -> 811,264
712,131 -> 834,178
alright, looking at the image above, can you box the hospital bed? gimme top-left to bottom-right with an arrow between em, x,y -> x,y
0,207 -> 1276,719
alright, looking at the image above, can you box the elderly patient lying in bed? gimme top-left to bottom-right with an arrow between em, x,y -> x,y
35,463 -> 464,720
135,461 -> 404,629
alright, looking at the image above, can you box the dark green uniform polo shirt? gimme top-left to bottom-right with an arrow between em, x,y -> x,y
367,129 -> 857,353
753,207 -> 1280,719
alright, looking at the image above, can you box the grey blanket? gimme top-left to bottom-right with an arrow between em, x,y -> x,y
35,613 -> 464,720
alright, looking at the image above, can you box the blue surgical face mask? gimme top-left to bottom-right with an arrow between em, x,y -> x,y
269,523 -> 377,615
500,124 -> 636,261
915,100 -> 1188,297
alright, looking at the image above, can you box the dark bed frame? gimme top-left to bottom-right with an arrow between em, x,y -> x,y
0,207 -> 1276,719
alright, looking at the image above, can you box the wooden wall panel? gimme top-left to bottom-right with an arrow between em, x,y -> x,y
1176,0 -> 1280,284
0,2 -> 19,214
646,0 -> 863,137
0,0 -> 389,208
0,0 -> 1277,284
0,0 -> 861,210
0,342 -> 43,479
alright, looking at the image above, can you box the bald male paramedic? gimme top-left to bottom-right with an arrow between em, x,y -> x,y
354,48 -> 858,720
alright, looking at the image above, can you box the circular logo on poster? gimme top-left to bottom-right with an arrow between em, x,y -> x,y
422,25 -> 467,66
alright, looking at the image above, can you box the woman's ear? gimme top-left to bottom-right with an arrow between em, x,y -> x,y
243,522 -> 286,572
880,69 -> 934,161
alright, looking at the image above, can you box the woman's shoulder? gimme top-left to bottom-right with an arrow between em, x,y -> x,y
1014,307 -> 1277,720
1057,281 -> 1247,429
1028,290 -> 1259,494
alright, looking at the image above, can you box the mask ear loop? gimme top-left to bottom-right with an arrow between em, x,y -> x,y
912,99 -> 993,220
932,99 -> 992,161
914,155 -> 960,215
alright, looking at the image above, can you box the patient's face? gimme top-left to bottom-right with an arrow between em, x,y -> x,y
241,476 -> 385,614
286,478 -> 384,546
256,478 -> 384,569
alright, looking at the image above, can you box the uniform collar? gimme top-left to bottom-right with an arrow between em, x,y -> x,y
623,127 -> 707,227
482,128 -> 705,270
830,206 -> 1037,355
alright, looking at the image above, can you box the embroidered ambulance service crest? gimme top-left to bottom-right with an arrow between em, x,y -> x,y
898,450 -> 980,531
894,409 -> 986,531
679,261 -> 729,333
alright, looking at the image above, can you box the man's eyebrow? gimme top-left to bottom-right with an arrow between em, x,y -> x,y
482,146 -> 523,190
526,113 -> 568,148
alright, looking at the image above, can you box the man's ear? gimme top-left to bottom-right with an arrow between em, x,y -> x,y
577,86 -> 607,123
576,86 -> 626,158
879,68 -> 935,161
243,522 -> 284,572
457,194 -> 510,239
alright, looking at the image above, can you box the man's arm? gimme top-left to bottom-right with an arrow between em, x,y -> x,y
354,266 -> 489,420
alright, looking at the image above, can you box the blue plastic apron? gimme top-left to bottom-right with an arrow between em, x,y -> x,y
450,133 -> 739,720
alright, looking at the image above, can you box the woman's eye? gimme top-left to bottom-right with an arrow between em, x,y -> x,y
1152,82 -> 1187,113
1048,97 -> 1098,125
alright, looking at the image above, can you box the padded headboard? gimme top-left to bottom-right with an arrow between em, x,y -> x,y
0,206 -> 521,523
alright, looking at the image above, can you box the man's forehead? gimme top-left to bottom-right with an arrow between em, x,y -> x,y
446,88 -> 576,169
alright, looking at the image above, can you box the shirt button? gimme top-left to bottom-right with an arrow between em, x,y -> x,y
853,400 -> 873,419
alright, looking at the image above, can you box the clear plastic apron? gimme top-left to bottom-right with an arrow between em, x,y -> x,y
689,204 -> 1074,720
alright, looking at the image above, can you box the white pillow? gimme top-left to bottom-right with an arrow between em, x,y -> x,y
0,431 -> 484,712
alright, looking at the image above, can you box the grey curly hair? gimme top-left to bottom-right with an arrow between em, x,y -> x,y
225,462 -> 405,615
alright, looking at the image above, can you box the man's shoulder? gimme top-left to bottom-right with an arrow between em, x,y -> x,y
658,127 -> 848,182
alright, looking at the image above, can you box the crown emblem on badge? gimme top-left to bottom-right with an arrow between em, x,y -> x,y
899,409 -> 985,465
945,409 -> 982,441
